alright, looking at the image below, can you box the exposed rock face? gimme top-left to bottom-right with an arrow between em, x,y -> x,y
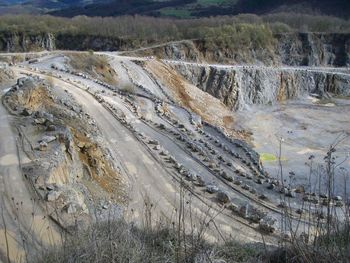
0,32 -> 55,52
173,63 -> 350,110
1,32 -> 349,67
276,33 -> 350,67
0,32 -> 133,52
3,76 -> 125,229
133,33 -> 350,67
55,33 -> 131,51
137,40 -> 204,62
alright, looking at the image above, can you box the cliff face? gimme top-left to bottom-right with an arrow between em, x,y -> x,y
173,63 -> 350,110
55,34 -> 132,51
134,33 -> 350,67
0,32 -> 135,52
1,32 -> 349,67
0,32 -> 55,52
276,33 -> 350,67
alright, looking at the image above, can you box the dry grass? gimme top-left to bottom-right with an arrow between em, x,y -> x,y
265,135 -> 350,263
0,68 -> 14,82
67,53 -> 118,85
32,219 -> 262,263
32,183 -> 263,263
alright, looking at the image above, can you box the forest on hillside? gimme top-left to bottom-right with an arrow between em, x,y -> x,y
0,13 -> 349,42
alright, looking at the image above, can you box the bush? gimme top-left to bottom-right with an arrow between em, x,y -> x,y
201,23 -> 275,51
33,219 -> 263,263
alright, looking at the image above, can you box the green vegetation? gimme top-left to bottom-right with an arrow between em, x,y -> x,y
196,0 -> 234,7
1,13 -> 348,53
159,8 -> 192,19
0,13 -> 349,43
199,23 -> 275,51
0,13 -> 348,55
260,153 -> 278,162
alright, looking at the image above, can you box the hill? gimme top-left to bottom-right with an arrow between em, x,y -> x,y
50,0 -> 350,19
0,0 -> 111,15
0,0 -> 350,19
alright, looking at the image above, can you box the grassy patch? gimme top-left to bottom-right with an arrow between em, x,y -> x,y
159,7 -> 192,18
197,0 -> 235,6
260,152 -> 278,162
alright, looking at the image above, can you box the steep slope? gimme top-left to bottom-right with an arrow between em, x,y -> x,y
171,62 -> 350,110
129,33 -> 350,67
2,32 -> 349,68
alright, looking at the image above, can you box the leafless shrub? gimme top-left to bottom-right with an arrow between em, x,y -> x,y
31,181 -> 262,263
268,134 -> 350,263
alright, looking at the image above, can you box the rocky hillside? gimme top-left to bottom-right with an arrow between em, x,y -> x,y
0,32 -> 134,52
172,62 -> 350,110
2,76 -> 125,229
131,33 -> 350,67
1,32 -> 350,68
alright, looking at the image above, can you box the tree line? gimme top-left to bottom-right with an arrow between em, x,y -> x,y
0,13 -> 349,43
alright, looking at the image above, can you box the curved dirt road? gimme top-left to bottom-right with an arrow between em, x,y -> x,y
0,82 -> 60,263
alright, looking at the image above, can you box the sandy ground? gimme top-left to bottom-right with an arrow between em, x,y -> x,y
235,97 -> 350,196
10,66 -> 272,245
0,81 -> 61,263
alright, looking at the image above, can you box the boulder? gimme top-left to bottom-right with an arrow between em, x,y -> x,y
334,196 -> 342,201
259,194 -> 268,200
21,108 -> 32,116
185,173 -> 197,181
65,203 -> 81,214
40,135 -> 56,144
240,205 -> 266,223
34,118 -> 46,125
206,185 -> 219,194
148,139 -> 159,145
153,145 -> 161,150
46,190 -> 62,201
242,184 -> 250,191
227,202 -> 239,212
234,179 -> 242,186
160,150 -> 169,156
37,141 -> 48,151
175,162 -> 183,170
46,125 -> 57,132
250,188 -> 257,194
155,104 -> 164,115
285,190 -> 296,198
259,217 -> 276,233
267,183 -> 276,190
217,191 -> 230,203
220,171 -> 233,182
335,201 -> 343,207
190,114 -> 201,126
195,176 -> 206,187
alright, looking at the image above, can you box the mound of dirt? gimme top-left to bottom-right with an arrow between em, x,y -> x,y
3,76 -> 126,229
